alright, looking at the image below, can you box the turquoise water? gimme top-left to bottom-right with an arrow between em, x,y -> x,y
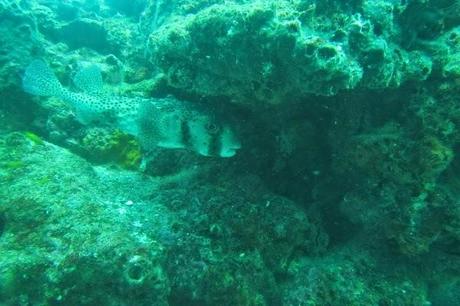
1,0 -> 460,305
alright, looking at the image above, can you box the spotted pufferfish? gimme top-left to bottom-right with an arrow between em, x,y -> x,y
22,60 -> 241,157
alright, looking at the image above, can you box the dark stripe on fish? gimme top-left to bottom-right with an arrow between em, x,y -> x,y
180,118 -> 191,147
208,128 -> 223,157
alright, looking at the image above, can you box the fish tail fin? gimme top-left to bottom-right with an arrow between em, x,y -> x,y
22,60 -> 63,97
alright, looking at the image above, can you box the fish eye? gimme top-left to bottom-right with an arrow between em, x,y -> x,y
205,122 -> 220,134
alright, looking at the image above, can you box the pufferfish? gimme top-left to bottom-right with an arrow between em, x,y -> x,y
22,60 -> 241,157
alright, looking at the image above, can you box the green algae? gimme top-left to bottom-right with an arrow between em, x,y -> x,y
80,129 -> 142,170
23,131 -> 44,145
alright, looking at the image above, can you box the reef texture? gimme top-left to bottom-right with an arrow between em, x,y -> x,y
1,0 -> 460,305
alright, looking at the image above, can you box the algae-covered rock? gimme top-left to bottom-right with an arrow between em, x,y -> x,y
147,0 -> 436,105
0,132 -> 326,305
80,127 -> 142,170
282,255 -> 430,306
0,132 -> 170,305
2,0 -> 460,305
148,1 -> 363,104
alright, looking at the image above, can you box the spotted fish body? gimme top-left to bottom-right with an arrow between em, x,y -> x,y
22,60 -> 241,157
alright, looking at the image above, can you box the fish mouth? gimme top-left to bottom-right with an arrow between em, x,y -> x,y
219,144 -> 241,158
220,150 -> 237,158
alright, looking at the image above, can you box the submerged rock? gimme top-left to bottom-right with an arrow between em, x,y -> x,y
1,0 -> 460,305
0,132 -> 325,305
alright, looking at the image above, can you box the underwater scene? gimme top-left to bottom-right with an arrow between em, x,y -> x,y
1,0 -> 460,305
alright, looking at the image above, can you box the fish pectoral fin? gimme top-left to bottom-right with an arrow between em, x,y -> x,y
73,63 -> 104,93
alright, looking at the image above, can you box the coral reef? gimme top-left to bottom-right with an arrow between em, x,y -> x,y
147,0 -> 433,105
1,0 -> 460,305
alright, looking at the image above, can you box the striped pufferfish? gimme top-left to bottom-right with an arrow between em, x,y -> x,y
22,60 -> 241,157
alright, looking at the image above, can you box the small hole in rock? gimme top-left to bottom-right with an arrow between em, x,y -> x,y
318,46 -> 337,59
128,264 -> 144,282
373,23 -> 383,36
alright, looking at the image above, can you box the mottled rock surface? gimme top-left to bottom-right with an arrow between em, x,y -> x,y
1,0 -> 460,305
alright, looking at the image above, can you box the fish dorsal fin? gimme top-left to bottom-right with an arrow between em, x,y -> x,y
73,64 -> 103,93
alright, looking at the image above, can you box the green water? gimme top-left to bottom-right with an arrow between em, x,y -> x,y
1,0 -> 460,305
